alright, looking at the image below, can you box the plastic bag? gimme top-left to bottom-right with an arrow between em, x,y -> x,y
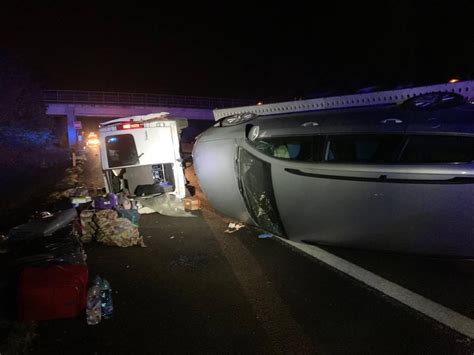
137,194 -> 195,217
12,226 -> 87,267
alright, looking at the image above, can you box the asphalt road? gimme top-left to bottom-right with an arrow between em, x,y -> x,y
30,148 -> 474,354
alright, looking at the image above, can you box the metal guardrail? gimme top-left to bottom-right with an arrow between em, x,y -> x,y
43,90 -> 255,109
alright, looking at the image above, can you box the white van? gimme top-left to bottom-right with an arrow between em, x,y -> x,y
98,112 -> 188,198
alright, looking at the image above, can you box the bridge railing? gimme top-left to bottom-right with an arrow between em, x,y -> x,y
43,90 -> 255,109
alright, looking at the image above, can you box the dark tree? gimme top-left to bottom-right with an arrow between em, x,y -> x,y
0,51 -> 47,128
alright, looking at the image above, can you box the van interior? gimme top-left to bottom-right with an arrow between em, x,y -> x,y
104,163 -> 176,197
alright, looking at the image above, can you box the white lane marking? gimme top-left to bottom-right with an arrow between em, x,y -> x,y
277,237 -> 474,340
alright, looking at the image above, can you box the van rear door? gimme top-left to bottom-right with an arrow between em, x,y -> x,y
138,125 -> 177,165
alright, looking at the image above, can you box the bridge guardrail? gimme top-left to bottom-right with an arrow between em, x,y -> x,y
43,90 -> 255,109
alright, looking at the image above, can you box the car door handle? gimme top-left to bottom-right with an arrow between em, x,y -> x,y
301,122 -> 319,127
380,118 -> 403,124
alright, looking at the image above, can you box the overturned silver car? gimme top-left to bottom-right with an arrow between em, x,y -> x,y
193,81 -> 474,257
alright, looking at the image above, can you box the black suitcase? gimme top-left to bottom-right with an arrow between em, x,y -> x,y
6,208 -> 78,245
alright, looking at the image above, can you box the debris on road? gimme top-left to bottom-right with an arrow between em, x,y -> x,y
69,186 -> 92,206
18,264 -> 88,321
3,171 -> 149,250
79,210 -> 95,243
224,222 -> 245,234
137,206 -> 156,214
78,200 -> 145,248
137,193 -> 195,217
86,275 -> 114,325
5,208 -> 78,245
12,228 -> 87,267
86,276 -> 102,325
183,197 -> 201,211
93,210 -> 145,248
0,206 -> 90,323
0,147 -> 126,331
258,233 -> 274,239
93,192 -> 118,210
117,208 -> 140,226
99,277 -> 113,319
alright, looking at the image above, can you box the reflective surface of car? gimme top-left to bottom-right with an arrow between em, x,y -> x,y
193,91 -> 474,257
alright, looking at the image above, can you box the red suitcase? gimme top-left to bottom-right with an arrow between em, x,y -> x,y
18,264 -> 88,321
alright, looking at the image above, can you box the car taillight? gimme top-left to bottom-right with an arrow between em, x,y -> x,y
118,123 -> 143,130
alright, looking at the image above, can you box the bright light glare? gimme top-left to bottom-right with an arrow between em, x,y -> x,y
448,78 -> 460,83
87,138 -> 100,146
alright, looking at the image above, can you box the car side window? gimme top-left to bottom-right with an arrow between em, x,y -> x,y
324,134 -> 405,163
250,136 -> 324,162
399,135 -> 474,163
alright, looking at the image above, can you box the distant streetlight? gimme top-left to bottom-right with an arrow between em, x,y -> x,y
448,78 -> 460,83
257,101 -> 263,105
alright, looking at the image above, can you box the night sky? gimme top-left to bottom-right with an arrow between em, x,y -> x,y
3,1 -> 474,101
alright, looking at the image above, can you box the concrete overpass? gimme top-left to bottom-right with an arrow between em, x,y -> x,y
44,90 -> 254,146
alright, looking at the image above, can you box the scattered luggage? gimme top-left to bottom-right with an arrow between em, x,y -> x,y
5,180 -> 142,323
12,226 -> 86,267
77,209 -> 144,247
4,209 -> 90,322
117,208 -> 140,225
6,208 -> 78,245
79,210 -> 95,243
18,264 -> 88,321
95,212 -> 144,248
93,193 -> 118,210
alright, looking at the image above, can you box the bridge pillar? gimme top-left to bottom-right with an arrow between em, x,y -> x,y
66,106 -> 77,147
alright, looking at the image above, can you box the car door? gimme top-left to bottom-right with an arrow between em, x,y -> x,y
250,109 -> 409,248
238,112 -> 323,236
269,132 -> 474,256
